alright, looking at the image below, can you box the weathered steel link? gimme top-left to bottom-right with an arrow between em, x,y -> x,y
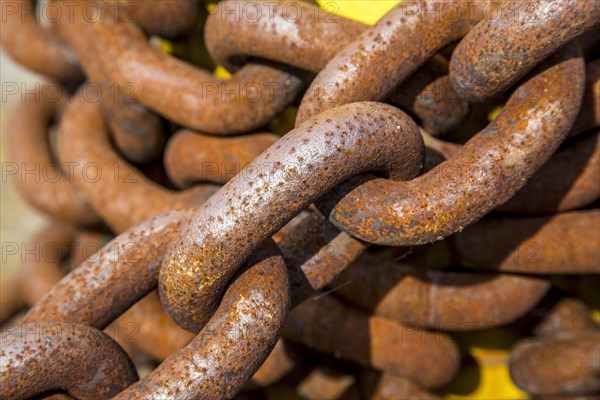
332,253 -> 550,330
64,0 -> 302,134
283,293 -> 460,388
207,0 -> 468,135
164,129 -> 279,187
159,102 -> 424,331
533,297 -> 599,338
453,209 -> 600,274
509,299 -> 600,396
450,0 -> 600,102
0,0 -> 82,81
425,129 -> 600,214
388,57 -> 469,136
25,220 -> 290,398
6,83 -> 98,224
59,90 -> 218,233
24,209 -> 191,326
295,0 -> 494,125
19,224 -> 75,313
422,129 -> 600,215
113,240 -> 290,399
113,291 -> 194,361
0,322 -> 138,399
71,229 -> 112,267
319,46 -> 585,246
205,0 -> 365,73
276,210 -> 368,307
54,0 -> 166,164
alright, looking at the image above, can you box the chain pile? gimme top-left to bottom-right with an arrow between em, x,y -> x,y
1,0 -> 599,398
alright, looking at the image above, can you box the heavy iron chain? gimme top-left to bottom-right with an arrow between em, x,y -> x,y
1,0 -> 599,398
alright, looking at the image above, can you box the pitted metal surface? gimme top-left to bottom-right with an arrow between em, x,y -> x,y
2,0 -> 599,397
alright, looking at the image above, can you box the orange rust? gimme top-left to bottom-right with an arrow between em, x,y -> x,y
0,0 -> 82,81
6,82 -> 98,224
321,46 -> 585,246
58,89 -> 218,233
164,129 -> 279,187
454,209 -> 600,274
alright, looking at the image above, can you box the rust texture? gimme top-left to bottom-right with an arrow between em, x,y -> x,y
6,82 -> 98,224
159,102 -> 424,332
71,229 -> 112,267
205,0 -> 365,73
114,240 -> 290,399
450,0 -> 600,102
54,1 -> 166,164
295,0 -> 492,124
388,57 -> 469,136
60,1 -> 302,134
164,129 -> 279,187
320,46 -> 585,246
24,209 -> 193,326
2,0 -> 599,397
453,210 -> 600,274
277,210 -> 368,307
283,293 -> 460,388
207,0 -> 468,134
0,322 -> 138,399
332,253 -> 550,330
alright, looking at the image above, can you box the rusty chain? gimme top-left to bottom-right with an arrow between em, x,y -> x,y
1,0 -> 599,398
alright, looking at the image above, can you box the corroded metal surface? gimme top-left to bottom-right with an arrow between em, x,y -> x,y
164,129 -> 279,186
58,91 -> 218,233
207,0 -> 469,135
510,298 -> 600,396
333,253 -> 550,330
0,0 -> 82,81
159,102 -> 424,331
450,0 -> 600,101
320,47 -> 585,246
1,0 -> 599,397
113,240 -> 290,399
283,293 -> 460,388
0,322 -> 138,399
499,131 -> 600,214
295,0 -> 492,124
59,1 -> 302,134
6,83 -> 98,224
453,210 -> 600,274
